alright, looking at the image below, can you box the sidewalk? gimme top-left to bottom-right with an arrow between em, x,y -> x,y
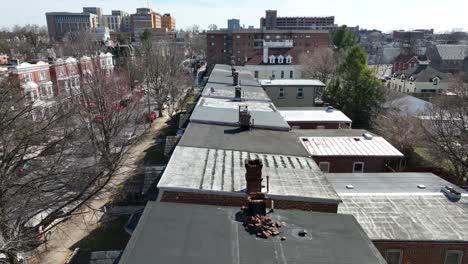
33,115 -> 169,264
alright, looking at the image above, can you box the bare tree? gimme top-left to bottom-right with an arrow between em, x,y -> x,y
299,48 -> 338,83
4,25 -> 49,61
0,61 -> 142,262
56,30 -> 102,58
141,40 -> 188,117
420,77 -> 468,185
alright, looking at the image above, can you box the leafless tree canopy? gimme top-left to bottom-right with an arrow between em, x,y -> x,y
0,63 -> 142,261
421,78 -> 468,184
140,40 -> 191,117
299,48 -> 338,83
0,25 -> 49,61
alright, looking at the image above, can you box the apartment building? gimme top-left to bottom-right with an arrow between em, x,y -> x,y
102,10 -> 129,32
161,13 -> 176,31
46,12 -> 98,41
131,8 -> 162,37
207,28 -> 330,65
260,10 -> 336,30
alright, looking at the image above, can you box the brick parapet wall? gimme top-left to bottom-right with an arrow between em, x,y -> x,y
160,191 -> 338,213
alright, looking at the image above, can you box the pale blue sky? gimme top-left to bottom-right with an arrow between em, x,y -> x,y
1,0 -> 467,32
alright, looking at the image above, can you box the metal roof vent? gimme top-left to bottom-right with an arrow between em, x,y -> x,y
441,186 -> 461,201
354,138 -> 360,141
363,133 -> 373,140
417,184 -> 426,189
346,185 -> 354,189
301,138 -> 309,142
326,106 -> 334,112
210,87 -> 215,93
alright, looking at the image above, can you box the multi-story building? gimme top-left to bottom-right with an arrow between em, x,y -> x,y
260,79 -> 325,107
131,8 -> 162,38
82,7 -> 103,25
260,10 -> 336,30
102,10 -> 130,32
45,12 -> 98,41
8,61 -> 54,109
207,28 -> 330,65
161,14 -> 176,31
49,57 -> 80,97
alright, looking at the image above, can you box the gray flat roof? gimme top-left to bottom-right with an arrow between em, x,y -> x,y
179,123 -> 307,157
202,82 -> 271,102
326,172 -> 468,241
190,105 -> 290,131
208,64 -> 261,87
339,195 -> 468,241
119,202 -> 386,264
326,172 -> 467,195
158,146 -> 340,203
260,79 -> 325,87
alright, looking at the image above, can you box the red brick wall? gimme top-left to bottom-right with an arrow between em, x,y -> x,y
375,241 -> 468,264
160,191 -> 338,213
312,156 -> 402,173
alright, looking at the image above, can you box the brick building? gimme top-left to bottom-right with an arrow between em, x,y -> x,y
161,13 -> 176,31
8,61 -> 54,103
49,57 -> 80,97
296,129 -> 405,173
327,172 -> 468,264
207,28 -> 330,65
45,12 -> 99,41
260,10 -> 336,30
157,65 -> 340,212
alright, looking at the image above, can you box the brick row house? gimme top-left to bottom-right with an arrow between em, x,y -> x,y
6,52 -> 114,119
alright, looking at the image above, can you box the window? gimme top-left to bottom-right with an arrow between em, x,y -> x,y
276,35 -> 281,39
70,66 -> 75,75
269,56 -> 276,64
445,251 -> 463,264
385,250 -> 402,264
211,42 -> 214,46
278,88 -> 284,98
289,71 -> 294,78
265,35 -> 271,39
23,73 -> 33,82
353,162 -> 365,173
286,56 -> 292,64
39,71 -> 46,81
281,71 -> 284,79
297,88 -> 303,98
236,35 -> 240,39
318,162 -> 330,172
305,35 -> 311,38
254,71 -> 259,78
277,56 -> 284,64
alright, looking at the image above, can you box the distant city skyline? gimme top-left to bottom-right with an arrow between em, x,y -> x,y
1,0 -> 467,32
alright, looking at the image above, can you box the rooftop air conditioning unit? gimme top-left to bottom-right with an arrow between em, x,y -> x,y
363,133 -> 373,140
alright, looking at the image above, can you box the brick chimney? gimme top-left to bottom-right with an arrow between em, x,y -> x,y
239,105 -> 251,131
233,71 -> 239,86
245,159 -> 263,194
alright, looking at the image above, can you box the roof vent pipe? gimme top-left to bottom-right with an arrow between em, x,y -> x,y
239,105 -> 251,131
245,159 -> 263,194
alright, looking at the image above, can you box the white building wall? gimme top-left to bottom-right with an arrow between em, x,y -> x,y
388,78 -> 450,93
244,65 -> 303,80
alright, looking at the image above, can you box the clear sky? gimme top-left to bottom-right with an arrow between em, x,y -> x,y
1,0 -> 467,32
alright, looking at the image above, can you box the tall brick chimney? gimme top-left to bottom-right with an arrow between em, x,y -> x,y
239,105 -> 251,131
233,71 -> 239,86
245,159 -> 263,194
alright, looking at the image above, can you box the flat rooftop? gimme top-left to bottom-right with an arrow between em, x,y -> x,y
278,107 -> 352,123
202,82 -> 271,102
119,202 -> 386,264
190,98 -> 290,130
158,146 -> 340,203
179,123 -> 307,157
260,79 -> 325,87
326,172 -> 467,195
299,134 -> 404,157
326,173 -> 468,241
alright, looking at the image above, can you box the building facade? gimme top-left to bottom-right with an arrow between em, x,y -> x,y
161,14 -> 176,31
389,65 -> 454,94
46,12 -> 98,41
260,79 -> 325,107
207,28 -> 330,65
49,57 -> 80,97
131,8 -> 162,37
426,44 -> 468,73
260,10 -> 336,30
